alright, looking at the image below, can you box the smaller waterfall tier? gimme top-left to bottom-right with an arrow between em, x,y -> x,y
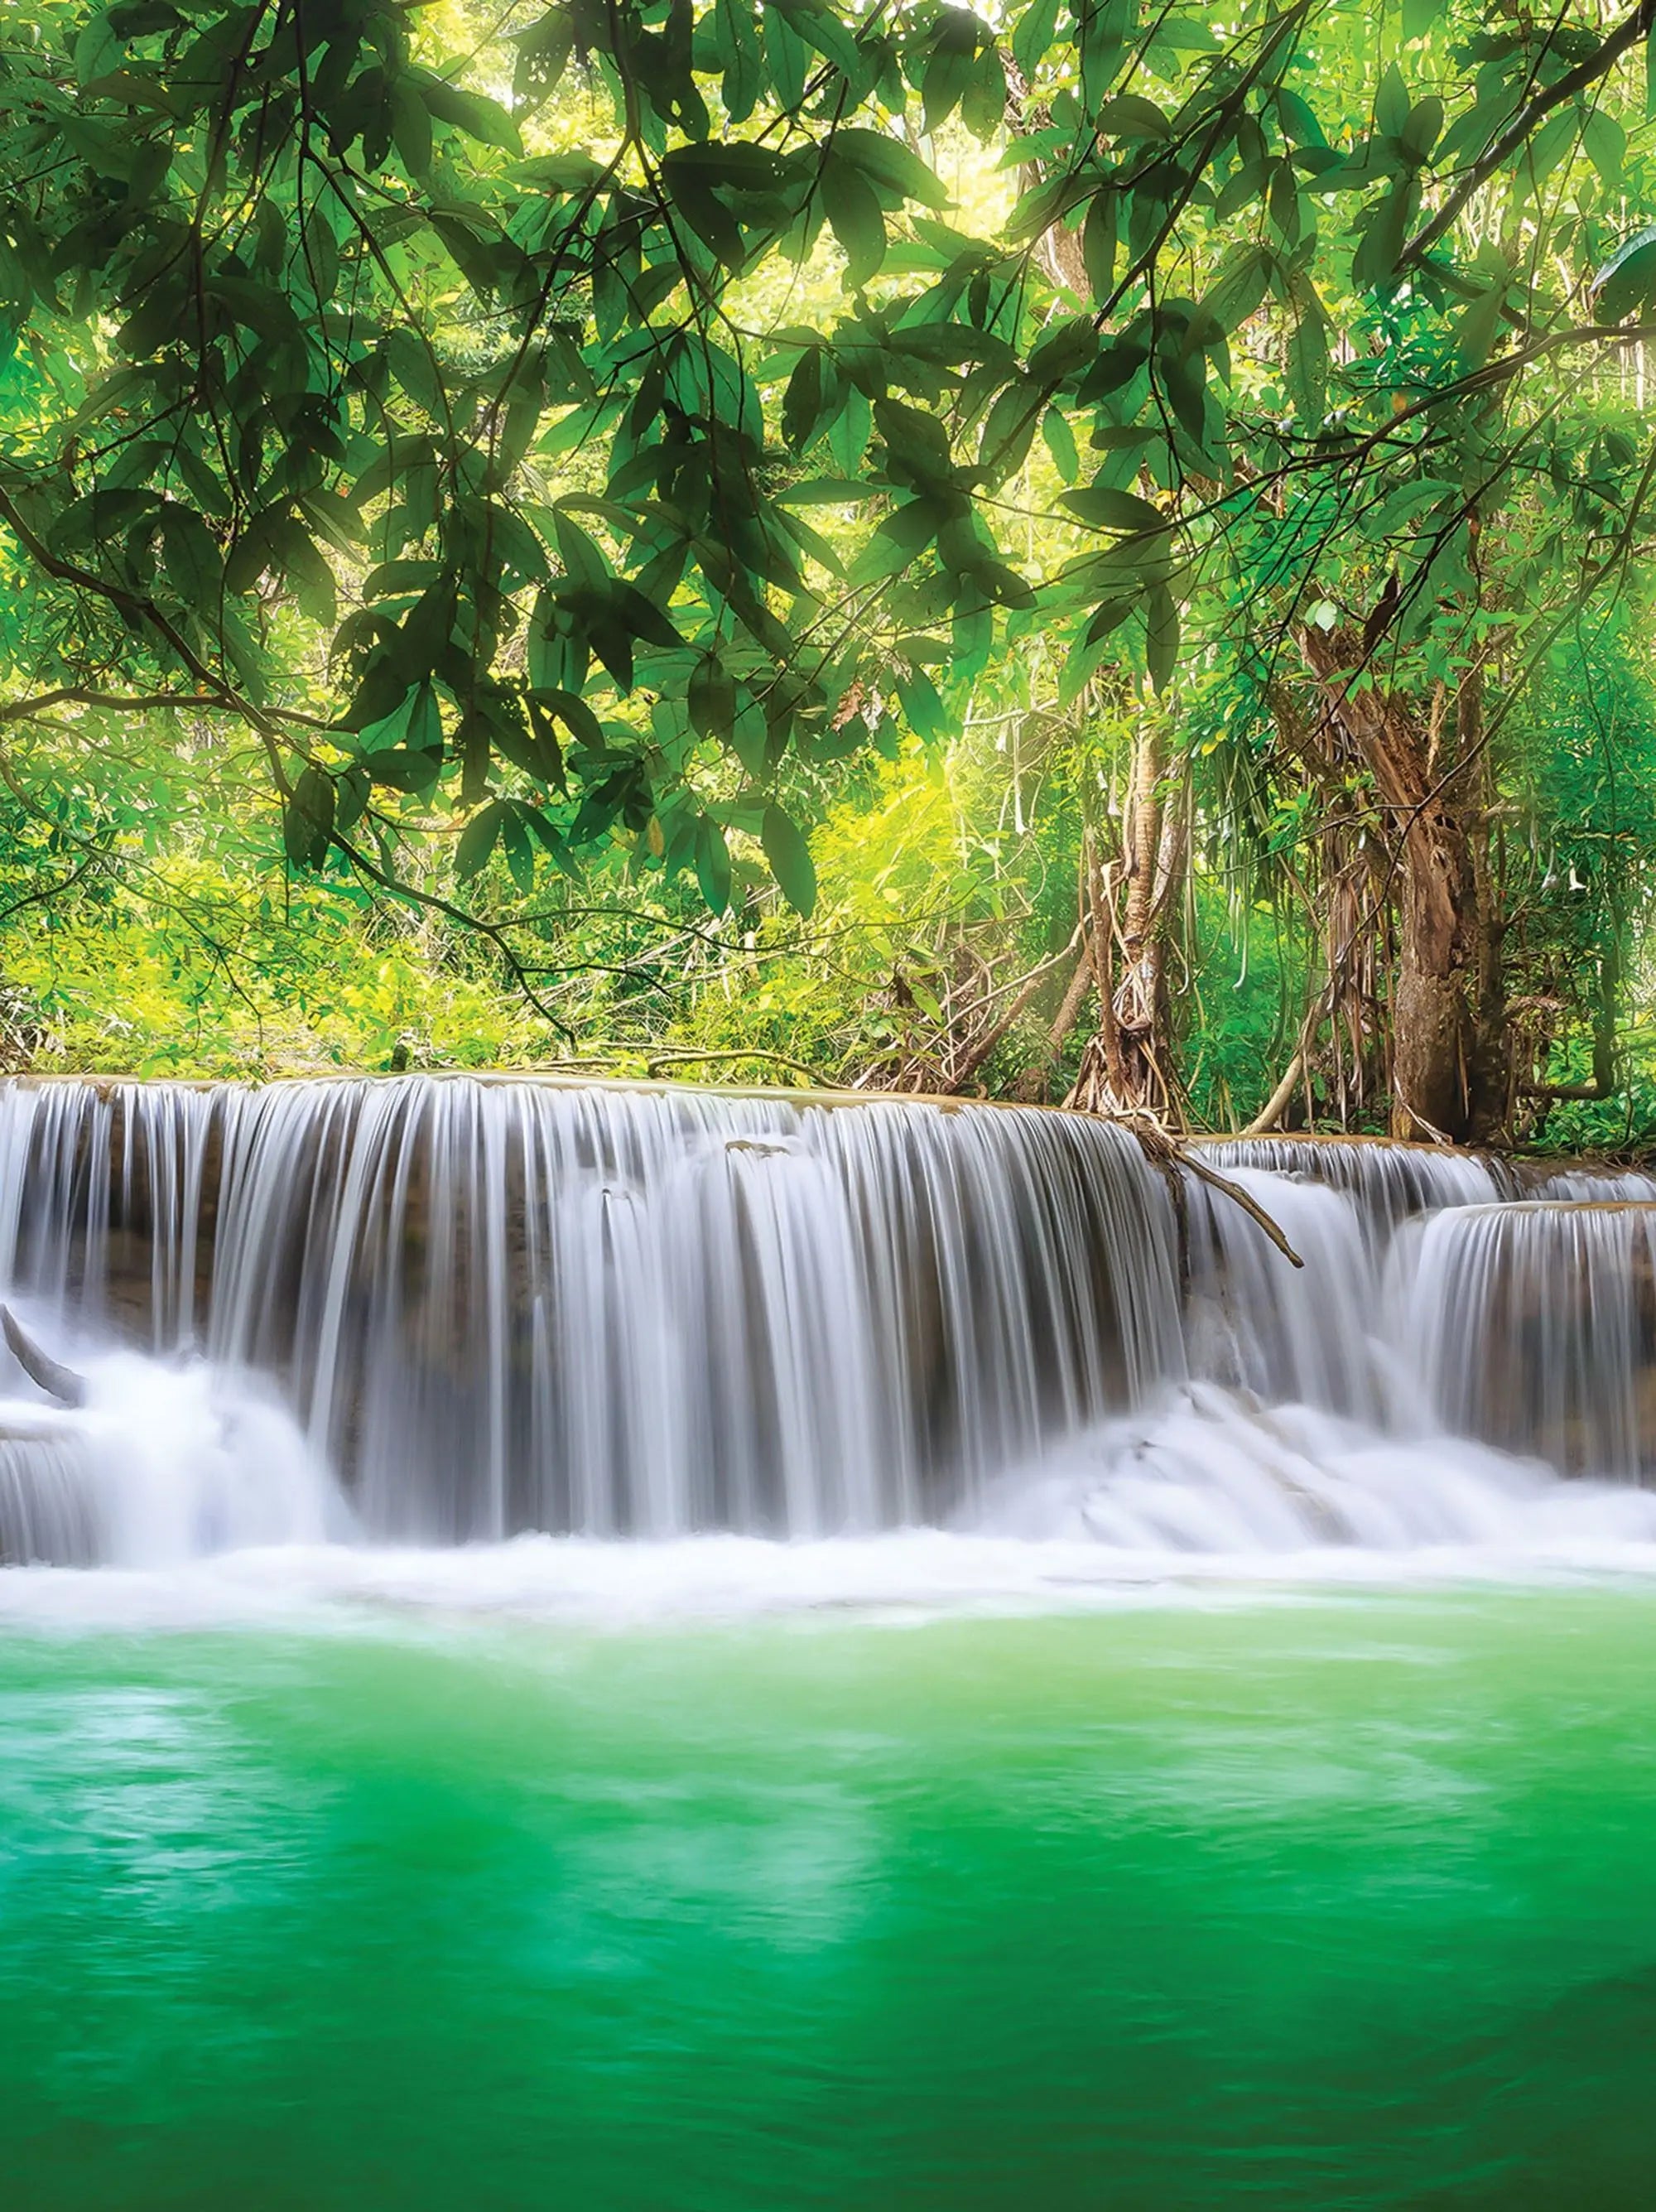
1194,1134 -> 1509,1239
1182,1170 -> 1385,1422
1528,1164 -> 1656,1202
0,1346 -> 337,1567
1394,1201 -> 1656,1479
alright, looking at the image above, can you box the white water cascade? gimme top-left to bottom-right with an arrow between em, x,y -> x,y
0,1078 -> 1654,1573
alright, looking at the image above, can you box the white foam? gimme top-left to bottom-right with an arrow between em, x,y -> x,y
981,1383 -> 1656,1551
6,1388 -> 1656,1636
0,1343 -> 344,1569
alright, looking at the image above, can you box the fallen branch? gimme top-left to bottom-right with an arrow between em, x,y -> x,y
1122,1115 -> 1305,1267
1047,934 -> 1096,1055
1,1306 -> 87,1407
642,1046 -> 847,1088
946,927 -> 1084,1090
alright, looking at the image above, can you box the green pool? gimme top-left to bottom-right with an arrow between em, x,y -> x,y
4,1573 -> 1656,2209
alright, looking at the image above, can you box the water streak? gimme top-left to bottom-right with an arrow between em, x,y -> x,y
1396,1200 -> 1656,1479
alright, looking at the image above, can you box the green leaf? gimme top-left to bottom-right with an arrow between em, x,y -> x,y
1095,95 -> 1172,141
1144,586 -> 1178,693
1374,64 -> 1409,142
1042,406 -> 1080,483
284,768 -> 335,870
1082,194 -> 1117,300
1286,301 -> 1329,420
1350,184 -> 1414,293
716,0 -> 763,122
533,687 -> 604,749
774,475 -> 870,505
1061,485 -> 1168,533
1522,108 -> 1580,192
1201,244 -> 1273,333
1276,90 -> 1326,149
160,506 -> 222,610
1369,476 -> 1460,534
1012,0 -> 1062,75
301,205 -> 339,303
1084,595 -> 1137,647
1584,110 -> 1627,190
896,665 -> 947,740
689,656 -> 737,741
407,682 -> 443,756
695,814 -> 733,913
821,155 -> 887,287
761,802 -> 817,915
1454,282 -> 1505,373
456,799 -> 508,879
418,79 -> 523,156
835,127 -> 950,209
1593,229 -> 1656,323
502,809 -> 536,892
763,2 -> 810,108
921,18 -> 978,134
1398,97 -> 1443,166
391,81 -> 433,176
73,10 -> 124,85
384,329 -> 448,421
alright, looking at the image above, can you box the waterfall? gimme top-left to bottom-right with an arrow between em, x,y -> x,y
1396,1201 -> 1656,1479
0,1078 -> 1185,1549
1531,1166 -> 1656,1201
0,1076 -> 1654,1569
1183,1169 -> 1385,1419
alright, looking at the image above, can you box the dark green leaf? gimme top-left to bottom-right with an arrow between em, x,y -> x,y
284,767 -> 335,870
457,798 -> 508,878
761,802 -> 816,915
835,127 -> 950,209
418,78 -> 523,155
1061,485 -> 1168,533
1593,229 -> 1656,323
1144,585 -> 1178,693
821,155 -> 886,287
695,813 -> 733,913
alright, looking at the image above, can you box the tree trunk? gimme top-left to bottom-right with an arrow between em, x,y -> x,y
1301,627 -> 1507,1144
1069,718 -> 1185,1119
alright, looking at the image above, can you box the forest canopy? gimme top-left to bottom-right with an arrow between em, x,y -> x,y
2,0 -> 1656,1144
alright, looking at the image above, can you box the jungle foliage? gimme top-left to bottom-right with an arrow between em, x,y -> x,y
4,0 -> 1656,1139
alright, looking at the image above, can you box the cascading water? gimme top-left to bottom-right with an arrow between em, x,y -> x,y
1193,1132 -> 1510,1237
0,1073 -> 1654,1573
1531,1164 -> 1656,1201
1396,1200 -> 1656,1479
1183,1169 -> 1384,1419
0,1078 -> 1185,1554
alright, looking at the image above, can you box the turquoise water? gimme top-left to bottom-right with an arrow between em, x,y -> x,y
5,1575 -> 1656,2207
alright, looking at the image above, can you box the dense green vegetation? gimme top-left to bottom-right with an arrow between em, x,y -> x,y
3,0 -> 1656,1141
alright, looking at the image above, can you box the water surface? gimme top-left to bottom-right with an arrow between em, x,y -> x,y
5,1567 -> 1656,2208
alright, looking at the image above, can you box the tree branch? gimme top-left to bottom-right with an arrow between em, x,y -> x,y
1400,0 -> 1656,267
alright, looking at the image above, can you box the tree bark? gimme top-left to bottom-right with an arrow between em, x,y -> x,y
1068,719 -> 1185,1119
1300,627 -> 1507,1143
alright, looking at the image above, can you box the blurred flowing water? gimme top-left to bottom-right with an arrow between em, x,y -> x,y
0,1081 -> 1655,2201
